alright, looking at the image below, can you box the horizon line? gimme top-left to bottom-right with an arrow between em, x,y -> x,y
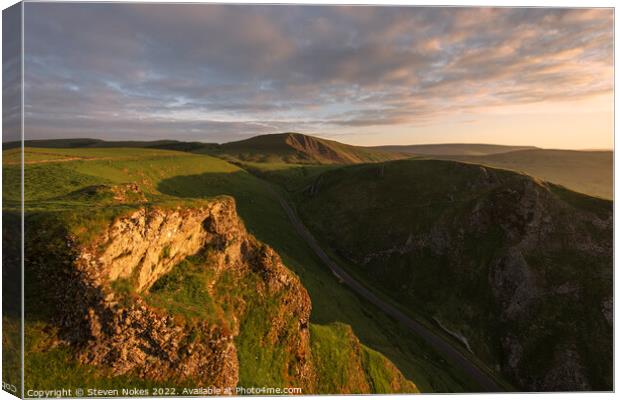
2,134 -> 614,152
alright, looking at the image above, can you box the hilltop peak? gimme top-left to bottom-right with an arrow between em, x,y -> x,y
217,133 -> 404,164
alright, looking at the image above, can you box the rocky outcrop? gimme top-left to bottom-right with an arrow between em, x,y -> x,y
456,181 -> 611,391
25,195 -> 414,393
28,197 -> 315,389
63,183 -> 148,204
78,297 -> 240,387
297,160 -> 612,391
80,203 -> 222,291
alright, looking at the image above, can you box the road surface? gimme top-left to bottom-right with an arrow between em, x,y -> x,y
272,191 -> 504,392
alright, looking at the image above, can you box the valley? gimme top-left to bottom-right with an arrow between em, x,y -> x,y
3,132 -> 612,393
6,4 -> 613,396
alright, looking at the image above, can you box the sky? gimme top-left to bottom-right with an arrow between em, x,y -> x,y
15,4 -> 614,148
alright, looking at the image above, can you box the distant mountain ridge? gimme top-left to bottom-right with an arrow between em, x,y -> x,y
211,132 -> 406,164
8,133 -> 612,198
6,133 -> 405,164
372,143 -> 539,156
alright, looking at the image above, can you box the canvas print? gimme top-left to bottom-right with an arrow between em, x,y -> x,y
2,2 -> 613,397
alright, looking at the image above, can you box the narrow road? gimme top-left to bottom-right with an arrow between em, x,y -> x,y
273,192 -> 504,392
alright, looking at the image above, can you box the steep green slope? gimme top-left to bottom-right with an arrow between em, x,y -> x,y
291,159 -> 612,391
4,147 -> 466,393
430,149 -> 612,199
206,133 -> 406,164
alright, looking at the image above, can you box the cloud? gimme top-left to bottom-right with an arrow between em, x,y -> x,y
3,3 -> 22,142
21,4 -> 613,142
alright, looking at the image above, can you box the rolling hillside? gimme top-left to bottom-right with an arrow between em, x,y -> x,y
431,149 -> 613,199
4,146 -> 475,394
207,133 -> 407,164
213,134 -> 612,199
4,137 -> 612,393
5,135 -> 610,199
3,138 -> 214,152
4,134 -> 405,165
371,143 -> 538,156
290,159 -> 612,391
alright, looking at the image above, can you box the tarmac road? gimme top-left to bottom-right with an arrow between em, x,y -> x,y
273,191 -> 505,393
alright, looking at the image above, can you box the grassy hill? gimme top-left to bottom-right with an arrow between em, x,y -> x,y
4,133 -> 405,165
205,133 -> 407,164
4,138 -> 612,392
371,143 -> 538,156
429,149 -> 613,199
3,138 -> 214,152
6,135 -> 610,200
212,135 -> 612,200
288,158 -> 612,391
4,146 -> 477,393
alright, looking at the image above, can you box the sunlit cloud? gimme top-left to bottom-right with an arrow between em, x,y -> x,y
21,4 -> 613,147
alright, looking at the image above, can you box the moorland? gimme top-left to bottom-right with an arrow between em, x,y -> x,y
2,132 -> 613,394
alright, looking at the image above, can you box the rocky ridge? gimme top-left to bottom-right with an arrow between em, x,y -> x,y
297,160 -> 612,391
53,197 -> 315,388
26,194 -> 415,393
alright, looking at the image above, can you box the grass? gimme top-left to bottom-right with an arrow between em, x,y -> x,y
203,132 -> 404,165
24,322 -> 195,393
430,149 -> 613,199
147,257 -> 292,387
236,161 -> 339,193
147,256 -> 222,324
10,140 -> 612,392
310,323 -> 418,394
10,146 -> 465,393
143,227 -> 420,392
2,317 -> 21,397
157,169 -> 475,392
280,157 -> 612,390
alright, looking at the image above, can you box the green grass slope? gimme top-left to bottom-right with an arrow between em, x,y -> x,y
3,138 -> 214,152
205,133 -> 406,164
430,149 -> 613,199
4,147 -> 468,393
290,158 -> 612,391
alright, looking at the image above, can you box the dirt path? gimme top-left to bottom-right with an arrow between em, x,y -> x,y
271,189 -> 505,392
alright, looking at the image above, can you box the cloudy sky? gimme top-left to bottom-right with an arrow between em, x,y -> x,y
21,3 -> 613,148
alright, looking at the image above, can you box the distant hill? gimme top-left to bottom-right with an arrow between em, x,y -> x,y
5,135 -> 612,198
372,143 -> 538,156
3,138 -> 215,152
433,149 -> 613,199
209,133 -> 407,164
6,134 -> 405,165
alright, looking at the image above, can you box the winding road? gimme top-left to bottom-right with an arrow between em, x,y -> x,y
272,190 -> 504,392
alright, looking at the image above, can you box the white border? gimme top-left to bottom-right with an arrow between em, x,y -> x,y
0,2 -> 616,400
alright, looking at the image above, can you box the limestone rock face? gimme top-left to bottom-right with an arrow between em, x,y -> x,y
25,193 -> 417,393
78,297 -> 240,388
33,197 -> 315,389
81,200 -> 243,291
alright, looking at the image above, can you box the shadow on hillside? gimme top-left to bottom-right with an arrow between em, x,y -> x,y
2,211 -> 22,398
23,215 -> 113,345
3,212 -> 21,319
157,170 -> 460,392
157,170 -> 261,200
